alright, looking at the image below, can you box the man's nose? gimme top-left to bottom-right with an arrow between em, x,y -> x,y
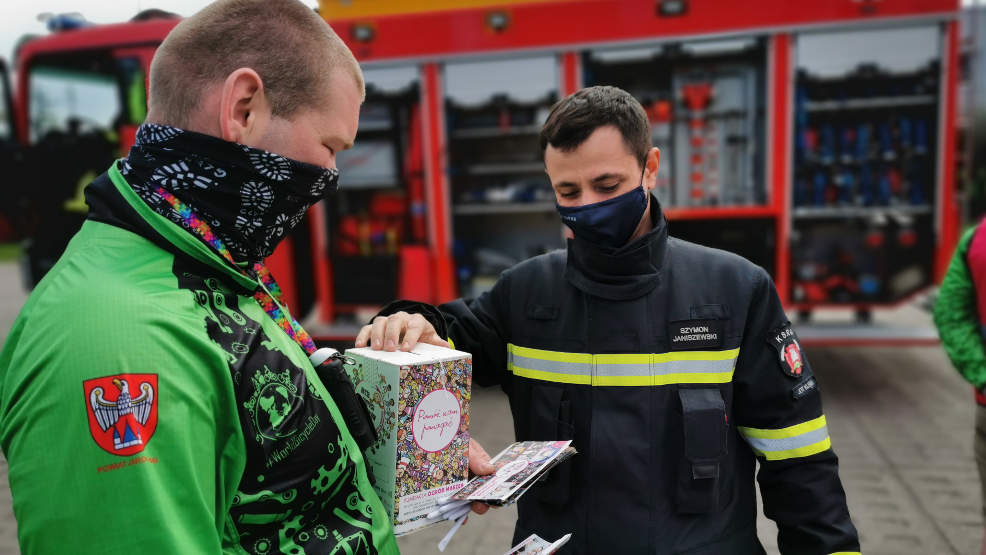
580,190 -> 609,205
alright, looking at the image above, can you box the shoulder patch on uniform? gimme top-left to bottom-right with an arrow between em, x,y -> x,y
84,373 -> 158,456
669,319 -> 723,350
766,322 -> 810,378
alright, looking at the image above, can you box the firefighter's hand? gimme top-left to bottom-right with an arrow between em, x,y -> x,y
354,311 -> 450,352
468,438 -> 494,515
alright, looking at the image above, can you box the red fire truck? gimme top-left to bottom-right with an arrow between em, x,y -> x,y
0,0 -> 962,344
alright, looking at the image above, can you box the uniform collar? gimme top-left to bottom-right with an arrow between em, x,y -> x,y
565,199 -> 668,301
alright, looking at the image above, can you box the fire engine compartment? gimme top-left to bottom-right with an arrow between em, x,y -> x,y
1,0 -> 961,339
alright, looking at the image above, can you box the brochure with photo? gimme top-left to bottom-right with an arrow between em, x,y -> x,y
451,440 -> 576,505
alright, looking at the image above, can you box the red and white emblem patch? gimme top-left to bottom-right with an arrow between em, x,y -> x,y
83,374 -> 158,456
783,342 -> 804,377
767,322 -> 811,379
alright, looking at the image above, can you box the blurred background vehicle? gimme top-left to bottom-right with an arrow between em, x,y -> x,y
0,0 -> 968,347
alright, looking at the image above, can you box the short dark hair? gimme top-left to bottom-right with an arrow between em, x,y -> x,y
539,86 -> 651,168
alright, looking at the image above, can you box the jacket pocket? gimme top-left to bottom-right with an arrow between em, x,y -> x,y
676,387 -> 728,514
532,386 -> 574,506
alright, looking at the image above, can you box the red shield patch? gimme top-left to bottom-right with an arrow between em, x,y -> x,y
83,374 -> 158,457
767,322 -> 811,379
783,343 -> 804,377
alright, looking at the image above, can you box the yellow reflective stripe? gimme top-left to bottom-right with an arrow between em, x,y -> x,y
508,344 -> 592,364
508,363 -> 591,385
510,344 -> 738,365
737,415 -> 827,440
738,415 -> 831,461
755,436 -> 831,461
506,344 -> 738,386
594,374 -> 653,387
828,552 -> 862,555
594,370 -> 734,387
654,371 -> 733,386
654,348 -> 740,362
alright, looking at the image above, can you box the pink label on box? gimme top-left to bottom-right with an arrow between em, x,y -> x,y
412,389 -> 462,452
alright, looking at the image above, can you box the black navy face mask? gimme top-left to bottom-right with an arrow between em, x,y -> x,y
556,174 -> 650,249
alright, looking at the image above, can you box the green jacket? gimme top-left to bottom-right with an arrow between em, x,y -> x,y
933,225 -> 986,389
0,163 -> 398,554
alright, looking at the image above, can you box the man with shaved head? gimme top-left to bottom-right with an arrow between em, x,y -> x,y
0,1 -> 402,553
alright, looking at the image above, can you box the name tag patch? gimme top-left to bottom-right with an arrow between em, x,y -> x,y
669,319 -> 723,350
792,376 -> 818,400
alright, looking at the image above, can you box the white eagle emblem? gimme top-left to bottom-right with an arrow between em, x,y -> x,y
89,379 -> 155,450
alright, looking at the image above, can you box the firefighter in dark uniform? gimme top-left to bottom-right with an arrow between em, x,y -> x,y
357,86 -> 860,554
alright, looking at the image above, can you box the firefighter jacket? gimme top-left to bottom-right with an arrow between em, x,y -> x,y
386,202 -> 860,554
0,164 -> 399,555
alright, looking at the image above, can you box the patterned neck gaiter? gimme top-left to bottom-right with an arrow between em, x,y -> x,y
121,123 -> 339,264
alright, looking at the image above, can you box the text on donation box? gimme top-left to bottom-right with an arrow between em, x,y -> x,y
413,390 -> 461,452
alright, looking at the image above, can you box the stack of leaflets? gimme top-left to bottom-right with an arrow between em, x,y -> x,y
450,440 -> 577,506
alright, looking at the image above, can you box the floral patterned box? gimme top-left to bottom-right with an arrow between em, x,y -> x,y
344,343 -> 471,535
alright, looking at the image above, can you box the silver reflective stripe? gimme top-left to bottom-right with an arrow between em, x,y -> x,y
508,352 -> 592,376
595,362 -> 651,377
653,358 -> 735,376
742,425 -> 829,454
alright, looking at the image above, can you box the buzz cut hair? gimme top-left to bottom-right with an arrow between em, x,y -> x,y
539,85 -> 651,168
147,0 -> 364,127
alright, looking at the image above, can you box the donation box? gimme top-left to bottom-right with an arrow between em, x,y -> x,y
344,343 -> 472,534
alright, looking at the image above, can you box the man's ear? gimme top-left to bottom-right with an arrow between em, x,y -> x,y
218,68 -> 271,144
644,147 -> 661,192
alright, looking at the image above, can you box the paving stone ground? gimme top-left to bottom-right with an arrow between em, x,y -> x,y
0,260 -> 982,554
0,261 -> 27,555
